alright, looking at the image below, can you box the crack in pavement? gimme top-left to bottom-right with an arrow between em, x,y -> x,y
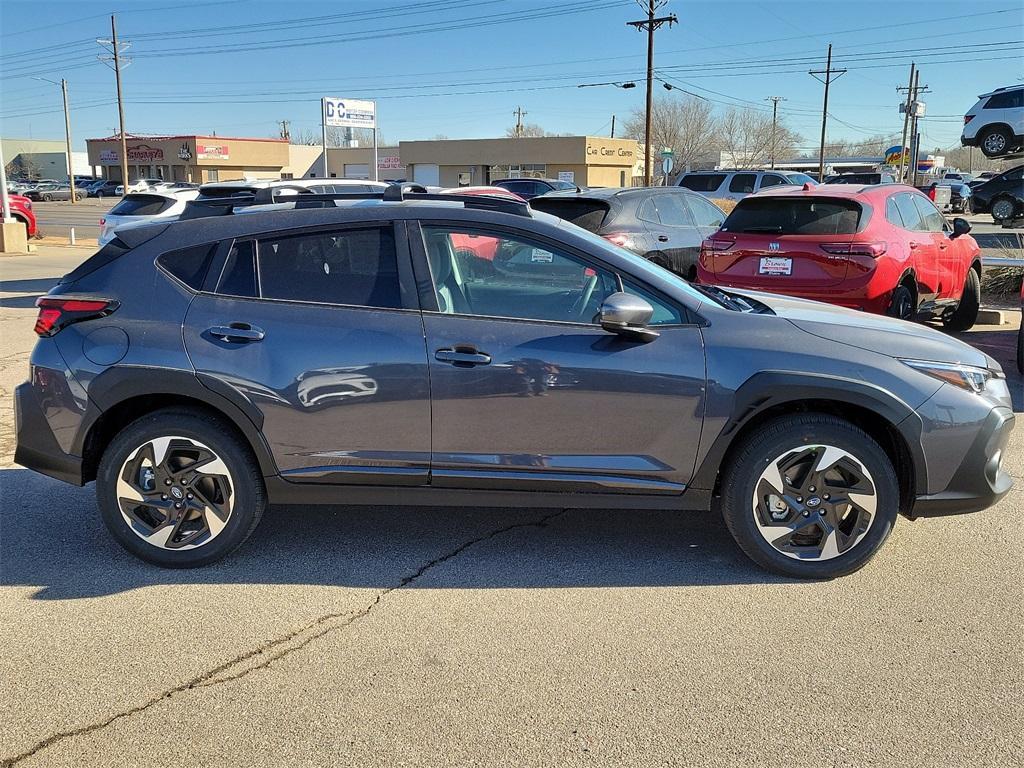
3,509 -> 567,767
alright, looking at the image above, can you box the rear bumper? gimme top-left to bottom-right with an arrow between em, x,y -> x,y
13,381 -> 84,486
910,405 -> 1014,517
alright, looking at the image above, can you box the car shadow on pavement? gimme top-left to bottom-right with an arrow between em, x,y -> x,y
0,277 -> 62,294
0,468 -> 786,600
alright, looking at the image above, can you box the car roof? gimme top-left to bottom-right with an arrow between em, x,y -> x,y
199,178 -> 390,192
750,182 -> 915,199
492,177 -> 566,185
534,186 -> 694,200
120,189 -> 200,201
978,84 -> 1023,98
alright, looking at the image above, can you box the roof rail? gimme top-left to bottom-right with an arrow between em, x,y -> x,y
179,184 -> 533,220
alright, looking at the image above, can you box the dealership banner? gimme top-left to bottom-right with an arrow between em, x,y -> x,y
197,144 -> 229,160
323,97 -> 376,129
377,155 -> 403,169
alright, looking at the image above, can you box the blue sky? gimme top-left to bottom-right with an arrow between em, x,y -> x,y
1,0 -> 1021,153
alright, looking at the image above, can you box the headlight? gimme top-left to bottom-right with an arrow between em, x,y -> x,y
901,359 -> 1001,393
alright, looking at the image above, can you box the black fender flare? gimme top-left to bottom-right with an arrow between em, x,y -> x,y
75,365 -> 279,477
689,370 -> 928,494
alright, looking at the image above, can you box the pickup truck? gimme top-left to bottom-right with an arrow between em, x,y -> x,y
916,182 -> 952,212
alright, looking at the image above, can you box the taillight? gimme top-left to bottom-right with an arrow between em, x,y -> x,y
99,217 -> 105,226
964,115 -> 974,124
928,187 -> 937,201
701,238 -> 734,252
603,233 -> 635,249
34,297 -> 117,337
819,242 -> 887,258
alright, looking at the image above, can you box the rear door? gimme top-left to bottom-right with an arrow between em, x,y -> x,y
711,196 -> 861,288
891,192 -> 941,300
640,191 -> 704,277
912,194 -> 963,299
183,222 -> 432,485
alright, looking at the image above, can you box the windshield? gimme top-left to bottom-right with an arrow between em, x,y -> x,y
783,172 -> 817,185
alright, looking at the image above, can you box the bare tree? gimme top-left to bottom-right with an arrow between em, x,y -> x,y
505,123 -> 555,138
623,95 -> 717,169
716,107 -> 799,168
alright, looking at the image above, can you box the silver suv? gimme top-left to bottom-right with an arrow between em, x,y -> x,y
676,169 -> 816,201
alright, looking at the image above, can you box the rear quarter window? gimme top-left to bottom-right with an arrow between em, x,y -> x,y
722,198 -> 863,235
156,243 -> 217,290
529,198 -> 610,232
109,194 -> 175,217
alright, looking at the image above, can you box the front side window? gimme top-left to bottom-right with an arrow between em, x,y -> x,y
422,226 -> 617,324
622,280 -> 685,325
911,195 -> 946,233
892,194 -> 923,231
256,227 -> 402,308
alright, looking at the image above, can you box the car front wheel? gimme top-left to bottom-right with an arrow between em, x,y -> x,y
943,268 -> 981,332
96,409 -> 266,567
720,414 -> 899,579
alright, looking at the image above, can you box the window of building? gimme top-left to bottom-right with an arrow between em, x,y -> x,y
257,227 -> 402,308
281,172 -> 294,180
489,164 -> 546,181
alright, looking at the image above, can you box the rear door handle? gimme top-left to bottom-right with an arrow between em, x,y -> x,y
207,323 -> 265,343
909,241 -> 920,249
435,347 -> 491,366
657,235 -> 669,242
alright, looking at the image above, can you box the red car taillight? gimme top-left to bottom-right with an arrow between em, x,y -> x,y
701,238 -> 734,252
34,297 -> 117,337
964,115 -> 975,124
819,242 -> 887,258
99,217 -> 105,226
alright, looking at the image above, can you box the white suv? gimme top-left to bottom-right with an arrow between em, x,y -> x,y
675,169 -> 815,200
962,86 -> 1024,158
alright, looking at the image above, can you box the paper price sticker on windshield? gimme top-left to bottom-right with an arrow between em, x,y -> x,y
531,249 -> 553,263
759,256 -> 792,275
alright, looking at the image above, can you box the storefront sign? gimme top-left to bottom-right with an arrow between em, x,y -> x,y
557,171 -> 574,183
99,149 -> 118,164
126,144 -> 164,162
178,143 -> 193,160
323,97 -> 376,129
586,144 -> 634,158
377,155 -> 403,169
197,144 -> 229,160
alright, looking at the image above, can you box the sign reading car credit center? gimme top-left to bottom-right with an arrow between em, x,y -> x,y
322,97 -> 376,129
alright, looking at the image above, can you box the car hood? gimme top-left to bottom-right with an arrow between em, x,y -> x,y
726,288 -> 994,369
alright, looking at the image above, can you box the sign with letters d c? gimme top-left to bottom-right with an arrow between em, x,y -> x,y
323,97 -> 376,129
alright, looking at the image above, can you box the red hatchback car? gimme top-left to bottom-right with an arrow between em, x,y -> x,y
698,184 -> 983,330
5,194 -> 37,238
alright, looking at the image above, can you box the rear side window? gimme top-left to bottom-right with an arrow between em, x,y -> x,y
722,198 -> 862,235
729,174 -> 757,193
984,90 -> 1022,109
157,243 -> 216,290
649,193 -> 694,227
885,197 -> 905,228
257,227 -> 402,308
529,198 -> 610,232
679,174 -> 725,192
108,194 -> 174,216
685,196 -> 726,228
758,175 -> 788,189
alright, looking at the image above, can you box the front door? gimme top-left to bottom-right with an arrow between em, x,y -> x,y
183,223 -> 431,484
414,223 -> 706,494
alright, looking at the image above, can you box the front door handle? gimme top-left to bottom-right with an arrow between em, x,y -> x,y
657,235 -> 669,242
208,323 -> 265,343
435,347 -> 491,367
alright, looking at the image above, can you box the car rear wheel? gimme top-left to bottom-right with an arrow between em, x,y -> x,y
942,267 -> 980,332
41,194 -> 52,202
720,414 -> 899,579
980,126 -> 1013,157
990,196 -> 1018,222
886,284 -> 915,321
96,409 -> 266,567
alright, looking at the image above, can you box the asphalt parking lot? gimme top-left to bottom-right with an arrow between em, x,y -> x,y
0,245 -> 1021,767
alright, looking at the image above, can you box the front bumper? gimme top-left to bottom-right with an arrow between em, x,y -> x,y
14,381 -> 85,486
910,404 -> 1015,517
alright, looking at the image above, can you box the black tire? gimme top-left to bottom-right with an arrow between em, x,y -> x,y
943,267 -> 981,332
96,191 -> 105,198
886,283 -> 915,321
979,126 -> 1013,158
96,408 -> 266,567
41,194 -> 52,202
720,414 -> 899,579
990,195 -> 1018,222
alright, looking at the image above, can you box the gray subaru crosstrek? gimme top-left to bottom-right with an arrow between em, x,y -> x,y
14,188 -> 1015,578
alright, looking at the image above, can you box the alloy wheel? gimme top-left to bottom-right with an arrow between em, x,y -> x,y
116,436 -> 234,550
991,198 -> 1016,221
752,444 -> 877,561
983,133 -> 1007,154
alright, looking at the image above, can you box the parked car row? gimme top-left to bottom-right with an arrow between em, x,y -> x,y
16,179 -> 1013,580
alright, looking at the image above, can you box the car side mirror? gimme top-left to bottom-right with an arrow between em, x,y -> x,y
950,217 -> 971,239
599,292 -> 659,342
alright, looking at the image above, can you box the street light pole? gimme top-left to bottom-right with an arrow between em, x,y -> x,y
766,96 -> 786,170
627,1 -> 676,186
33,76 -> 77,202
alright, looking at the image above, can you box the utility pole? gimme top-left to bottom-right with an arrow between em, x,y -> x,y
98,16 -> 131,189
909,69 -> 923,186
896,62 -> 916,183
809,43 -> 846,182
61,79 -> 75,203
33,76 -> 76,202
766,96 -> 786,169
512,106 -> 527,137
610,114 -> 616,139
627,0 -> 677,186
279,119 -> 291,141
